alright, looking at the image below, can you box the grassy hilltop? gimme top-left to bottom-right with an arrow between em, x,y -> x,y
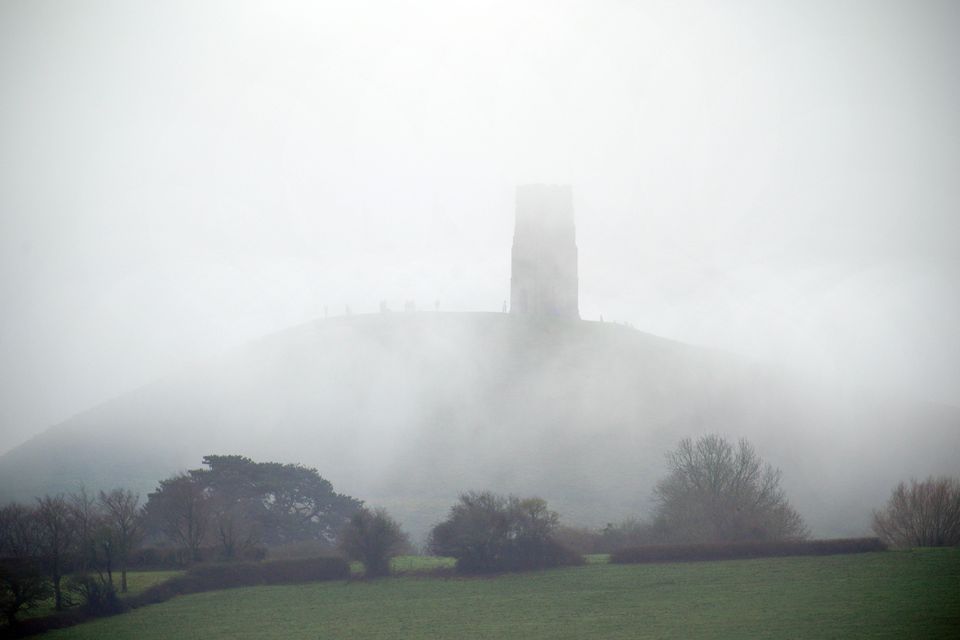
42,549 -> 960,640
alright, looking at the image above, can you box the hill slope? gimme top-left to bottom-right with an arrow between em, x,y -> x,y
1,313 -> 957,538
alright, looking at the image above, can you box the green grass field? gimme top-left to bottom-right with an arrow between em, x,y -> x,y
43,549 -> 960,639
388,555 -> 456,573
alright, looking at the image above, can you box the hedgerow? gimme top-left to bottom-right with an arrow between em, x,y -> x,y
610,537 -> 885,564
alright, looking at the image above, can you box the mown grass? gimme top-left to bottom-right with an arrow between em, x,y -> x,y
43,549 -> 960,639
348,555 -> 456,576
584,553 -> 610,564
389,555 -> 456,573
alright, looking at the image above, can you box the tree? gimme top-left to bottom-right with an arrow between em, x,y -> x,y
428,491 -> 580,573
0,503 -> 50,626
198,455 -> 362,546
872,476 -> 960,548
143,456 -> 362,560
99,489 -> 142,593
143,473 -> 211,563
67,488 -> 114,594
339,508 -> 408,577
93,512 -> 119,589
68,488 -> 100,573
652,435 -> 808,543
208,493 -> 259,561
62,489 -> 126,613
34,495 -> 75,611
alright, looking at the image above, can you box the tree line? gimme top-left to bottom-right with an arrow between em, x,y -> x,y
3,435 -> 958,627
0,488 -> 141,626
0,456 -> 362,625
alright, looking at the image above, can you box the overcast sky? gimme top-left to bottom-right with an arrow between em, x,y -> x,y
1,0 -> 958,453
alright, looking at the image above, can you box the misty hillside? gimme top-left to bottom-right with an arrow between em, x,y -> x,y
1,312 -> 957,540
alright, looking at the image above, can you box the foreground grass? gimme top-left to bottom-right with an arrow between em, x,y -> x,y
45,549 -> 959,639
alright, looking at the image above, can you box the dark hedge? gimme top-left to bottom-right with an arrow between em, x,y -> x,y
4,557 -> 350,638
610,537 -> 886,564
128,557 -> 350,606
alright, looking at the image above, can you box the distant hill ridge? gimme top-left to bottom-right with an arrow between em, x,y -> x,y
1,312 -> 957,540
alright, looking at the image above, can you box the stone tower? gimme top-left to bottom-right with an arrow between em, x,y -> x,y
510,184 -> 579,319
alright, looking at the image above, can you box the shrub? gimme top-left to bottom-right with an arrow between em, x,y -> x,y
610,537 -> 886,564
872,476 -> 960,548
0,503 -> 51,627
0,558 -> 51,628
64,575 -> 127,616
339,508 -> 409,577
428,492 -> 582,573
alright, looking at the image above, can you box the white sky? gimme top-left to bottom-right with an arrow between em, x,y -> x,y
1,0 -> 958,453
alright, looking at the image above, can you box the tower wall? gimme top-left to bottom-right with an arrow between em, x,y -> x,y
510,184 -> 579,319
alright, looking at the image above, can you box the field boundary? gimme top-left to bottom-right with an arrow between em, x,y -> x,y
610,537 -> 886,564
5,557 -> 350,638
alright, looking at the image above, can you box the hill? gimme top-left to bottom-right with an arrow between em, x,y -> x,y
1,312 -> 957,539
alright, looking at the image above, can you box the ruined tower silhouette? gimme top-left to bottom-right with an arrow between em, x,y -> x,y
510,184 -> 579,319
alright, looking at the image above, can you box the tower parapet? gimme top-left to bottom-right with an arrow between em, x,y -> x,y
510,184 -> 579,319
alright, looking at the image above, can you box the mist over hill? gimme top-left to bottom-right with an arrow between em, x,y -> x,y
1,312 -> 956,541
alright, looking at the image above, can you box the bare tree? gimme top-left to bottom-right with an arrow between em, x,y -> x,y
65,489 -> 123,609
35,495 -> 75,610
872,476 -> 960,548
95,516 -> 120,590
653,434 -> 808,543
0,503 -> 50,626
68,487 -> 100,573
99,489 -> 142,593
